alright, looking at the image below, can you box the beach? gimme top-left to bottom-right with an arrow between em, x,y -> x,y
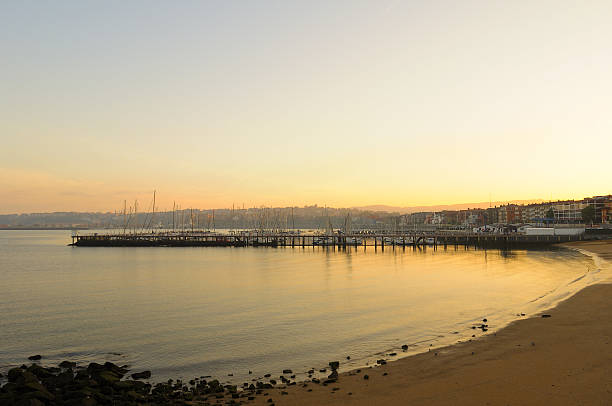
252,240 -> 612,405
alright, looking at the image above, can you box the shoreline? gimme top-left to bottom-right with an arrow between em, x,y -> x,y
2,241 -> 611,405
250,239 -> 612,405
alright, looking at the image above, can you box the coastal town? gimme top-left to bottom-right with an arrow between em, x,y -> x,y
2,194 -> 611,232
405,195 -> 611,227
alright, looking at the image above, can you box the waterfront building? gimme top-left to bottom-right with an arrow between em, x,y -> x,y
583,195 -> 612,224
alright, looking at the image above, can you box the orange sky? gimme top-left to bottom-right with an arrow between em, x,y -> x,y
1,1 -> 611,213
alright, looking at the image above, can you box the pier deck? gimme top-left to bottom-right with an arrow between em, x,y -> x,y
70,231 -> 586,249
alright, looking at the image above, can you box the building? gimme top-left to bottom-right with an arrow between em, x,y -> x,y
583,195 -> 612,224
552,200 -> 587,223
497,204 -> 524,224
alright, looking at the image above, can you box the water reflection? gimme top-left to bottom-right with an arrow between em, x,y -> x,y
0,230 -> 595,385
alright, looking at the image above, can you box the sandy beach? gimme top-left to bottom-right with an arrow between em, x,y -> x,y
253,240 -> 612,406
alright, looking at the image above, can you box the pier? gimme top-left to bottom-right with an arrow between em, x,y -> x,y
70,231 -> 586,249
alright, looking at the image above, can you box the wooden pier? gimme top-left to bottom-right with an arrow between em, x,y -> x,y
70,231 -> 586,249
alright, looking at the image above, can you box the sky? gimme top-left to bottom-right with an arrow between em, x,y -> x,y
1,0 -> 611,213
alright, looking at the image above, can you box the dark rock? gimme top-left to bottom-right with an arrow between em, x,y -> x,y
27,364 -> 53,379
269,379 -> 276,385
94,370 -> 121,385
45,370 -> 74,387
383,372 -> 388,376
28,355 -> 42,361
24,381 -> 55,401
389,352 -> 397,356
483,318 -> 488,322
401,344 -> 409,351
346,356 -> 350,360
282,369 -> 292,374
59,361 -> 77,369
542,314 -> 552,318
319,368 -> 326,373
131,370 -> 152,380
329,361 -> 340,370
103,361 -> 127,375
327,370 -> 338,380
8,368 -> 38,384
363,374 -> 369,380
87,362 -> 104,372
376,359 -> 386,365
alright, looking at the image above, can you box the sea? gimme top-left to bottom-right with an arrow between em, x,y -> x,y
0,230 -> 605,385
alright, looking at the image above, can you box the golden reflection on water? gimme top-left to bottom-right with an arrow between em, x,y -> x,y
0,231 -> 593,383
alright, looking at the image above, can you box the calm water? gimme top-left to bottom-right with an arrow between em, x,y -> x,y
0,230 -> 601,384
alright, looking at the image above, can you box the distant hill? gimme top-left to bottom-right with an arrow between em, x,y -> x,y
353,199 -> 545,214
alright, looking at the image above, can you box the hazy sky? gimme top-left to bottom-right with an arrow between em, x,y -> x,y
1,0 -> 611,213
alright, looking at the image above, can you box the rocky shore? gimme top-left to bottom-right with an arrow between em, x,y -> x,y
0,358 -> 348,405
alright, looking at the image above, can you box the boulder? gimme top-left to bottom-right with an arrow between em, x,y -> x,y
27,364 -> 53,379
131,370 -> 152,380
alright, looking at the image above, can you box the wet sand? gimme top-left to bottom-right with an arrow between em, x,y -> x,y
253,240 -> 612,405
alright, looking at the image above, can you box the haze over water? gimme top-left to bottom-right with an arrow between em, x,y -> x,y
0,230 -> 598,384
